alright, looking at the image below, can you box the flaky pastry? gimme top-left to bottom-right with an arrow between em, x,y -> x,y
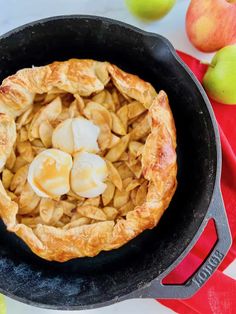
0,59 -> 177,261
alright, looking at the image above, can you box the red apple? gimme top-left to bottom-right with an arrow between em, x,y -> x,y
186,0 -> 236,52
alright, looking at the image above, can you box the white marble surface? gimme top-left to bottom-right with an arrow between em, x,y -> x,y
0,0 -> 232,313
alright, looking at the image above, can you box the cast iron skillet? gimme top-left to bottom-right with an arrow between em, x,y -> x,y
0,16 -> 232,310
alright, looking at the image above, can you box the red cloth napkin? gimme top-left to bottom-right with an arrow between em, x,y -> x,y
157,51 -> 236,314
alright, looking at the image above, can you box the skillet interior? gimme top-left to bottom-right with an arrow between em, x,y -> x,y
0,16 -> 217,308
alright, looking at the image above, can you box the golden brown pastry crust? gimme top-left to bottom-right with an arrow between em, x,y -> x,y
108,64 -> 157,108
0,113 -> 16,170
0,59 -> 177,261
0,60 -> 109,117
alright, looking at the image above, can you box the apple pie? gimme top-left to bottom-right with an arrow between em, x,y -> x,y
0,59 -> 177,261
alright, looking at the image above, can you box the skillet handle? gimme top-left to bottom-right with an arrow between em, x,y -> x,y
125,188 -> 232,300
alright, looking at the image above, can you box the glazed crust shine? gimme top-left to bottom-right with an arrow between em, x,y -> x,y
0,59 -> 177,261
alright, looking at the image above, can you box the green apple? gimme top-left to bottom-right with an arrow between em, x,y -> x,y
203,45 -> 236,105
125,0 -> 176,21
0,295 -> 6,314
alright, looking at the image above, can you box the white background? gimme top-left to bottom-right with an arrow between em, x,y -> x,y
0,0 -> 235,313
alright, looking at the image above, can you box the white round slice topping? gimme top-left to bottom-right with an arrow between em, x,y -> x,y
27,148 -> 72,198
52,117 -> 100,154
71,151 -> 108,198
